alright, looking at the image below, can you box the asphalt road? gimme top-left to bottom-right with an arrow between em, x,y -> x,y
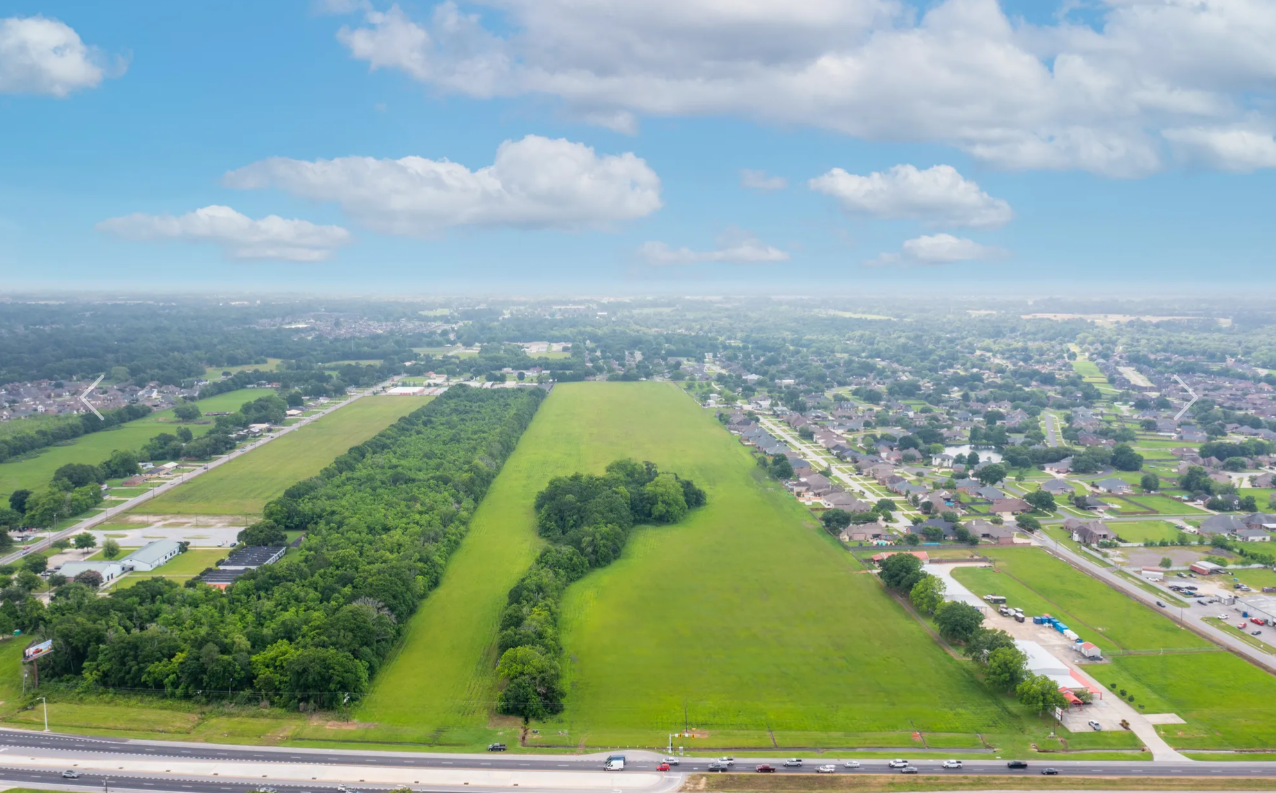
0,379 -> 398,567
3,730 -> 1276,782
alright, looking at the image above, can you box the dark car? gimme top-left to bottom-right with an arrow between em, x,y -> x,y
487,743 -> 507,751
1042,768 -> 1060,775
1008,760 -> 1028,769
756,765 -> 776,773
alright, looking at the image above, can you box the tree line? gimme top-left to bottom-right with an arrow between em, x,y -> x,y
495,459 -> 706,720
0,404 -> 152,466
11,386 -> 543,707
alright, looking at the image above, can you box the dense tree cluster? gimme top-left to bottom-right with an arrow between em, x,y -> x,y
14,386 -> 542,707
496,460 -> 705,720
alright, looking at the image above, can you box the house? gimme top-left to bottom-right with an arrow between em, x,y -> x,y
843,521 -> 887,543
1242,513 -> 1276,530
1044,457 -> 1073,473
799,473 -> 836,497
1235,527 -> 1271,542
909,519 -> 958,540
1039,479 -> 1075,495
990,498 -> 1031,515
891,481 -> 931,497
1198,514 -> 1247,536
967,519 -> 1017,544
930,453 -> 956,467
1064,517 -> 1113,545
974,486 -> 1005,501
122,540 -> 182,572
1094,477 -> 1132,494
921,491 -> 961,514
823,491 -> 873,512
58,560 -> 125,583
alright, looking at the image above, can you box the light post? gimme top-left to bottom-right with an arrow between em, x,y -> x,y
39,695 -> 48,732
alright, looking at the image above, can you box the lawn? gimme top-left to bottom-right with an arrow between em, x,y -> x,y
953,548 -> 1211,654
140,396 -> 431,515
1119,495 -> 1209,515
109,548 -> 231,590
0,388 -> 258,495
342,383 -> 1024,750
1110,521 -> 1183,544
203,358 -> 281,378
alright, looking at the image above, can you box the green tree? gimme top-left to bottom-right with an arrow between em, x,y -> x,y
8,489 -> 31,514
910,575 -> 946,615
903,532 -> 922,546
74,569 -> 104,589
173,403 -> 202,421
1016,515 -> 1041,532
878,552 -> 924,591
644,474 -> 689,523
1140,472 -> 1160,492
1111,444 -> 1144,471
1025,490 -> 1056,513
975,463 -> 1007,487
820,509 -> 852,533
102,539 -> 121,559
963,627 -> 1016,662
1159,556 -> 1173,569
935,601 -> 984,643
985,646 -> 1029,692
1017,673 -> 1068,714
922,525 -> 944,542
73,532 -> 97,549
238,519 -> 286,546
23,554 -> 47,574
769,454 -> 794,480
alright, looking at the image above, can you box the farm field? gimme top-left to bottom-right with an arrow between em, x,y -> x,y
336,383 -> 1026,750
0,388 -> 257,495
1110,520 -> 1183,543
140,396 -> 430,515
953,548 -> 1211,654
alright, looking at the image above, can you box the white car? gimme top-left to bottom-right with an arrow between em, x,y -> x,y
843,760 -> 861,769
783,759 -> 803,767
663,758 -> 680,766
816,765 -> 836,774
887,759 -> 909,768
942,760 -> 963,769
1088,720 -> 1102,731
718,757 -> 735,764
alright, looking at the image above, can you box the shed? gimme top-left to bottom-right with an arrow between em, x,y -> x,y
1190,561 -> 1224,575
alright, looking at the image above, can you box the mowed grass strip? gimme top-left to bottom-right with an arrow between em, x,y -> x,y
953,548 -> 1211,653
142,396 -> 431,515
1109,520 -> 1182,543
535,384 -> 1017,745
0,389 -> 258,494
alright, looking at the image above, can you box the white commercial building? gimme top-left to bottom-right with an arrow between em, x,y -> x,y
1015,639 -> 1087,689
122,540 -> 182,572
922,564 -> 989,613
58,560 -> 125,583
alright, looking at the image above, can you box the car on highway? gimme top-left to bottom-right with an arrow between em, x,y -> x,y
755,765 -> 776,773
816,765 -> 836,774
1088,719 -> 1102,731
1008,760 -> 1028,769
487,742 -> 506,751
887,759 -> 909,768
719,757 -> 735,764
662,758 -> 679,766
843,760 -> 861,769
707,762 -> 729,772
1042,768 -> 1060,775
657,763 -> 671,772
901,766 -> 918,774
942,760 -> 963,769
62,771 -> 80,779
1156,600 -> 1166,607
783,758 -> 803,767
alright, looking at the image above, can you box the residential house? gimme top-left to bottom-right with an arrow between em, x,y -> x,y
823,491 -> 873,513
1064,517 -> 1113,545
1235,527 -> 1271,542
1242,513 -> 1276,531
1043,457 -> 1073,474
909,519 -> 958,540
1199,514 -> 1248,536
973,486 -> 1005,501
1094,477 -> 1132,494
1075,495 -> 1109,511
1039,479 -> 1075,495
967,519 -> 1018,545
990,498 -> 1032,515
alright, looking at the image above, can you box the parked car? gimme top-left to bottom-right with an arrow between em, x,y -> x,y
62,771 -> 80,779
1042,768 -> 1060,775
816,765 -> 836,774
1088,720 -> 1102,731
487,743 -> 506,751
707,763 -> 729,772
1254,630 -> 1263,636
887,759 -> 909,768
1239,622 -> 1249,629
1008,760 -> 1028,769
755,765 -> 776,773
657,763 -> 671,772
783,759 -> 803,767
1176,572 -> 1187,578
942,760 -> 963,769
901,766 -> 919,774
843,760 -> 861,769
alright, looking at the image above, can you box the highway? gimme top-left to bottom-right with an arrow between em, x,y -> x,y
0,379 -> 399,568
4,729 -> 1276,793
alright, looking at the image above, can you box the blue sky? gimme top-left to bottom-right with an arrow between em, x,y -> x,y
2,0 -> 1275,293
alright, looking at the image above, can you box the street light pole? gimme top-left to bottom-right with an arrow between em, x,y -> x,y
39,695 -> 48,732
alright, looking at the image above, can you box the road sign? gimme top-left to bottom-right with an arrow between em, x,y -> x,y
23,639 -> 52,662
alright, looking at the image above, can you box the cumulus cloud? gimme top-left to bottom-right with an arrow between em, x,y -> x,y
0,15 -> 123,96
332,0 -> 1276,176
224,135 -> 662,235
639,233 -> 789,266
866,233 -> 1009,267
1163,127 -> 1276,173
740,169 -> 787,192
96,205 -> 352,262
809,164 -> 1013,229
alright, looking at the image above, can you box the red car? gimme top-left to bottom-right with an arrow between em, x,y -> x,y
657,763 -> 670,772
1252,618 -> 1267,626
756,765 -> 776,773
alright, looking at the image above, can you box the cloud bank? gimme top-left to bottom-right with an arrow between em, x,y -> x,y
97,205 -> 352,262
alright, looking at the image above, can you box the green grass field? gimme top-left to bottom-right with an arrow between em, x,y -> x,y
140,396 -> 431,515
109,549 -> 231,590
203,359 -> 281,378
334,383 -> 1027,751
1111,520 -> 1183,543
0,389 -> 258,495
953,548 -> 1211,654
1119,495 -> 1208,515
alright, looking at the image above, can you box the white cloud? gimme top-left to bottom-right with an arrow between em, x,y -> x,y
809,164 -> 1013,229
867,233 -> 1008,267
224,134 -> 662,235
1163,127 -> 1276,173
740,169 -> 787,192
96,205 -> 352,262
332,0 -> 1276,176
639,233 -> 790,266
0,15 -> 121,97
